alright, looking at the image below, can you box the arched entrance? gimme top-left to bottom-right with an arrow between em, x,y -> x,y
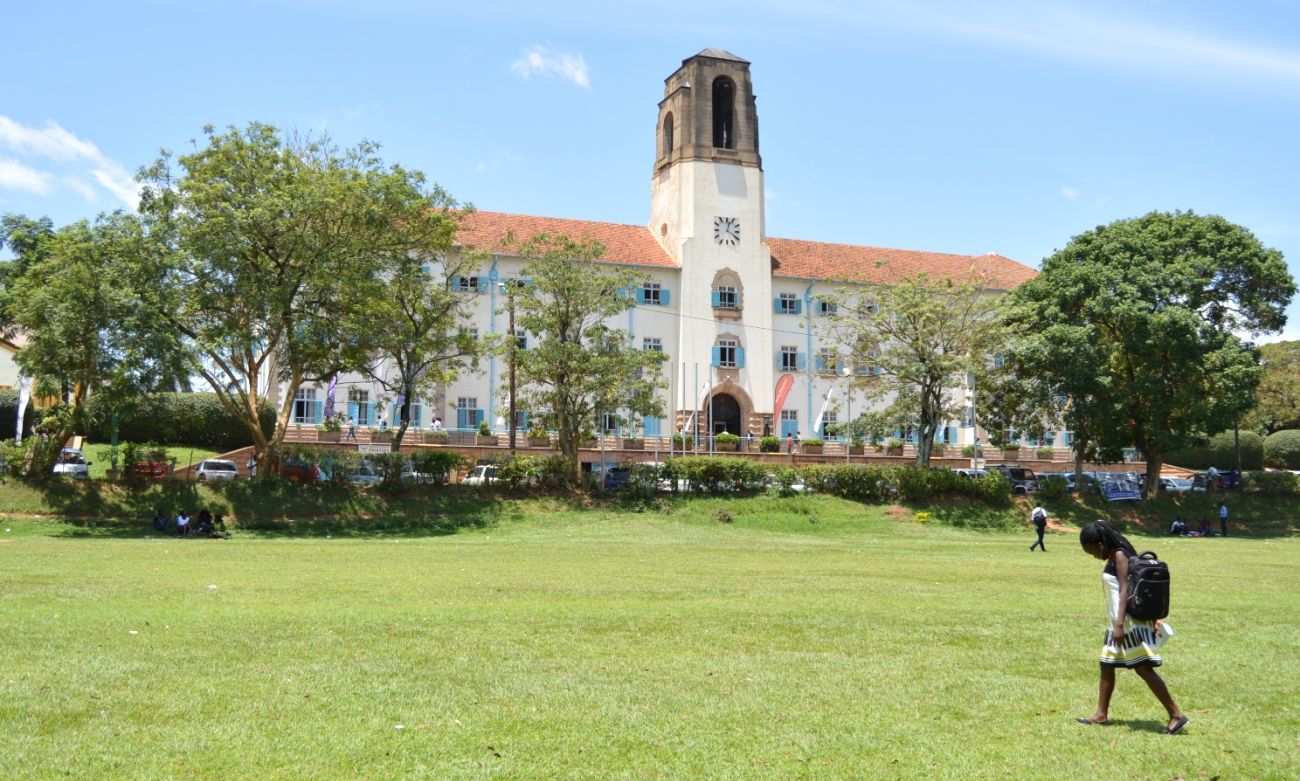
711,393 -> 742,435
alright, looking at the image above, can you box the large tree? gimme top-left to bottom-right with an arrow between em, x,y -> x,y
364,228 -> 485,450
1008,211 -> 1294,497
1246,341 -> 1300,434
135,123 -> 454,462
507,233 -> 666,485
824,268 -> 1007,467
0,213 -> 188,461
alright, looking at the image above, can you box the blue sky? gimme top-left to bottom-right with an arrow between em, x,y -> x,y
4,0 -> 1300,336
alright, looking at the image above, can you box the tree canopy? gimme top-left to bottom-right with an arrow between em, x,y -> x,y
506,233 -> 666,484
1007,210 -> 1294,495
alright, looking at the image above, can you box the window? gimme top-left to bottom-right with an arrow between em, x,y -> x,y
512,328 -> 527,350
394,397 -> 424,428
712,77 -> 735,149
776,293 -> 800,315
347,388 -> 372,426
454,275 -> 480,293
456,397 -> 481,430
638,283 -> 667,306
460,326 -> 479,341
960,406 -> 974,427
857,302 -> 878,320
780,346 -> 800,372
780,410 -> 798,438
717,339 -> 738,368
818,348 -> 841,375
601,413 -> 619,434
713,285 -> 738,309
663,113 -> 674,155
822,412 -> 838,438
643,338 -> 663,352
293,388 -> 319,424
817,300 -> 838,317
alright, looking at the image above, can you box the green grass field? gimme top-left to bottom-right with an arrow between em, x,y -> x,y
1,495 -> 1296,779
78,444 -> 225,480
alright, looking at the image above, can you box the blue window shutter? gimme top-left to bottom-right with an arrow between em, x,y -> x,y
347,402 -> 357,420
774,298 -> 783,314
451,275 -> 462,290
796,353 -> 806,372
794,299 -> 803,315
660,289 -> 670,306
711,290 -> 721,307
457,409 -> 467,429
736,346 -> 745,368
711,346 -> 721,367
313,401 -> 323,425
636,287 -> 647,304
392,403 -> 399,423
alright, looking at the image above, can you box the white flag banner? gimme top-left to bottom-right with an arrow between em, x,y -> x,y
812,386 -> 836,436
685,382 -> 711,432
16,376 -> 31,443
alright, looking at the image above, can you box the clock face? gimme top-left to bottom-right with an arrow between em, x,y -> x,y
714,216 -> 740,246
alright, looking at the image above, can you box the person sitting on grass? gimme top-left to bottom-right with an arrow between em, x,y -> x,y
1198,520 -> 1213,537
153,509 -> 168,533
1076,521 -> 1188,735
176,511 -> 191,537
196,511 -> 213,537
1169,518 -> 1187,535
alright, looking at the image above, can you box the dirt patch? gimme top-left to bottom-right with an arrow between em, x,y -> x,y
884,505 -> 910,518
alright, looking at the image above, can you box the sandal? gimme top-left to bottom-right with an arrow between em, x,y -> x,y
1161,715 -> 1189,735
1075,717 -> 1109,725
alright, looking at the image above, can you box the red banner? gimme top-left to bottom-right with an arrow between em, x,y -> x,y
773,374 -> 795,422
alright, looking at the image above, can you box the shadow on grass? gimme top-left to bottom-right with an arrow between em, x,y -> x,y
1040,492 -> 1300,539
1107,718 -> 1176,735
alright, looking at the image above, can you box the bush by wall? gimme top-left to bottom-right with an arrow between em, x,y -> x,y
87,392 -> 275,451
1263,430 -> 1300,470
1167,430 -> 1264,470
759,436 -> 780,453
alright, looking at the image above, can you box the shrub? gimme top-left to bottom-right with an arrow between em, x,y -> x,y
1035,447 -> 1055,460
1242,469 -> 1300,495
886,438 -> 904,450
803,437 -> 825,447
715,432 -> 740,445
537,455 -> 573,489
1038,474 -> 1070,500
770,465 -> 803,495
1168,430 -> 1265,470
85,392 -> 275,452
790,463 -> 1013,506
425,429 -> 450,442
667,457 -> 766,495
495,454 -> 541,489
1264,430 -> 1300,470
961,445 -> 975,457
410,449 -> 467,478
321,413 -> 345,433
759,436 -> 781,453
1001,444 -> 1021,452
713,506 -> 734,523
477,420 -> 492,437
671,433 -> 694,446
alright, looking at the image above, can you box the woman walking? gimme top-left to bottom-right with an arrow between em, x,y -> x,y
1076,521 -> 1188,734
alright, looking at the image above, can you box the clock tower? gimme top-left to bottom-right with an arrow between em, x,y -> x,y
650,49 -> 774,432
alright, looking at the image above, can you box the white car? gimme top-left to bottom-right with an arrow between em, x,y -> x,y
52,448 -> 91,479
463,465 -> 500,486
195,459 -> 240,481
1158,477 -> 1194,493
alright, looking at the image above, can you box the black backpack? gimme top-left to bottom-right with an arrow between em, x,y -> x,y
1127,551 -> 1170,620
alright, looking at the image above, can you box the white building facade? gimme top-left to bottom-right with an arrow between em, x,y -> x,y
278,50 -> 1051,449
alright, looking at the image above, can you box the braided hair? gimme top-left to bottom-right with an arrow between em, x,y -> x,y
1079,520 -> 1137,559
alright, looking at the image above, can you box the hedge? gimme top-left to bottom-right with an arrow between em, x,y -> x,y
1263,430 -> 1300,470
87,392 -> 276,451
1167,430 -> 1264,470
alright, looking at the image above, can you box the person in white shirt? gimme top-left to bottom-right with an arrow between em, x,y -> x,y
432,417 -> 443,431
176,511 -> 191,537
1030,502 -> 1048,552
246,456 -> 257,478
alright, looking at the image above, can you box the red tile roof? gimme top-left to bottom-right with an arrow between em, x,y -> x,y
455,211 -> 676,268
767,237 -> 1037,289
454,211 -> 1037,287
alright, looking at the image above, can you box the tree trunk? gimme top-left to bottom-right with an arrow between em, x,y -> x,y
1143,452 -> 1163,500
392,384 -> 416,451
1074,440 -> 1085,489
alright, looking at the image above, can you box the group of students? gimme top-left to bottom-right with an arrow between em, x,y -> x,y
152,508 -> 228,539
1168,517 -> 1214,536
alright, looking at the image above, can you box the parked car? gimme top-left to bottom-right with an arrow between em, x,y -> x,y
1037,471 -> 1076,491
132,460 -> 172,479
195,459 -> 239,481
990,465 -> 1039,495
1158,476 -> 1194,493
463,465 -> 500,486
52,448 -> 91,479
954,468 -> 990,479
603,466 -> 632,491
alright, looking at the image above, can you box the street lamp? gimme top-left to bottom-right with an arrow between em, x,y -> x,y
498,279 -> 522,454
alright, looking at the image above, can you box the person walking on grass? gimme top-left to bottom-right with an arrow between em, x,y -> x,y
1030,502 -> 1048,552
1076,521 -> 1188,735
1219,502 -> 1228,537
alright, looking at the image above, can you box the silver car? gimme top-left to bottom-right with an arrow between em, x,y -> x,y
195,459 -> 240,481
52,448 -> 91,479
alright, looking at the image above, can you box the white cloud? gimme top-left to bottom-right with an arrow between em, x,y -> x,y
0,158 -> 56,195
771,1 -> 1300,87
510,44 -> 592,90
0,116 -> 139,207
1060,185 -> 1079,200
